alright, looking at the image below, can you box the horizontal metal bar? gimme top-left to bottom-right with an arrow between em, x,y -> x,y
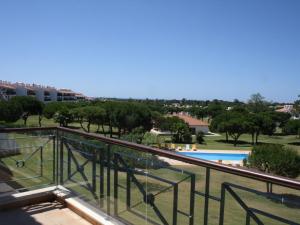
0,145 -> 46,151
2,126 -> 300,190
61,136 -> 104,150
177,209 -> 191,218
119,167 -> 176,185
0,127 -> 57,133
117,184 -> 126,189
15,182 -> 55,192
195,190 -> 221,202
0,175 -> 43,183
0,135 -> 53,140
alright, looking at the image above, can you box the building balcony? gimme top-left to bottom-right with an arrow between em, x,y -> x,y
0,127 -> 299,225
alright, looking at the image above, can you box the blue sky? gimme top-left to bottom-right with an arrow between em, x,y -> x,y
0,0 -> 299,102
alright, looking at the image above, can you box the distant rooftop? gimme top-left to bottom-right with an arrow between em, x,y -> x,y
174,113 -> 209,126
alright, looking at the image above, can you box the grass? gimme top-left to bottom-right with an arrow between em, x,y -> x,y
1,132 -> 300,225
8,115 -> 300,154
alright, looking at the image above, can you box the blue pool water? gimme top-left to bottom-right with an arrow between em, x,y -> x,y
177,152 -> 248,161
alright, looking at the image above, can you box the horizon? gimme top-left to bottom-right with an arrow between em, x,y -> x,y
0,1 -> 299,102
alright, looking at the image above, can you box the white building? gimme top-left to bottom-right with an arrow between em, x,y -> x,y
0,80 -> 87,102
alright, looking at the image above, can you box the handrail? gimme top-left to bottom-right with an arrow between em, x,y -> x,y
0,127 -> 57,132
1,126 -> 300,190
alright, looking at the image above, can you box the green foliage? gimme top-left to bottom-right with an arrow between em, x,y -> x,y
171,121 -> 192,144
0,100 -> 23,123
53,107 -> 73,127
71,106 -> 106,132
283,120 -> 300,136
248,144 -> 300,178
206,102 -> 226,119
10,96 -> 44,115
247,93 -> 270,113
210,111 -> 248,146
9,96 -> 44,125
43,102 -> 63,119
98,101 -> 153,137
196,131 -> 205,144
153,115 -> 192,143
121,127 -> 146,144
270,111 -> 291,128
189,107 -> 207,120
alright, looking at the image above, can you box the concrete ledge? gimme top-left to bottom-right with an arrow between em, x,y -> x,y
54,186 -> 124,225
0,185 -> 125,225
0,186 -> 56,211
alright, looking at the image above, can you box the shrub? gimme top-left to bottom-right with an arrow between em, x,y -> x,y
196,131 -> 205,144
248,144 -> 300,178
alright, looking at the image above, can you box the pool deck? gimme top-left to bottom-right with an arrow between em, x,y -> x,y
177,149 -> 251,154
160,149 -> 251,167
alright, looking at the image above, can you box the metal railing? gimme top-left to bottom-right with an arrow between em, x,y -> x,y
0,126 -> 300,225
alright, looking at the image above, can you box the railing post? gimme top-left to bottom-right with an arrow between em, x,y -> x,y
56,130 -> 60,185
52,135 -> 56,184
92,150 -> 97,193
219,183 -> 226,225
114,154 -> 118,215
67,145 -> 71,180
60,137 -> 64,185
99,149 -> 104,207
173,183 -> 178,225
106,144 -> 111,215
246,212 -> 250,225
189,174 -> 196,225
40,146 -> 43,177
126,168 -> 131,210
204,168 -> 210,225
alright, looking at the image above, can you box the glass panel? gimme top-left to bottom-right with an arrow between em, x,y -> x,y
0,131 -> 55,194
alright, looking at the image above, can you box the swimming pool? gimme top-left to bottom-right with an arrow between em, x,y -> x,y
177,152 -> 248,161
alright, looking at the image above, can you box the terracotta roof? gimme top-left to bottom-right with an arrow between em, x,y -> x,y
0,84 -> 15,89
174,114 -> 209,126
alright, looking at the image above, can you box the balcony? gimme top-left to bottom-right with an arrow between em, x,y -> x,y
0,127 -> 300,225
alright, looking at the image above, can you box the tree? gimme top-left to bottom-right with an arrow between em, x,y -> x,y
171,121 -> 192,143
248,93 -> 269,113
248,144 -> 300,178
196,131 -> 205,144
269,111 -> 291,128
245,112 -> 276,145
43,102 -> 64,119
10,96 -> 44,126
53,107 -> 73,127
189,107 -> 207,121
100,101 -> 153,138
0,100 -> 23,123
225,114 -> 248,146
154,116 -> 192,143
206,102 -> 225,119
245,114 -> 260,145
210,112 -> 232,142
71,106 -> 106,133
